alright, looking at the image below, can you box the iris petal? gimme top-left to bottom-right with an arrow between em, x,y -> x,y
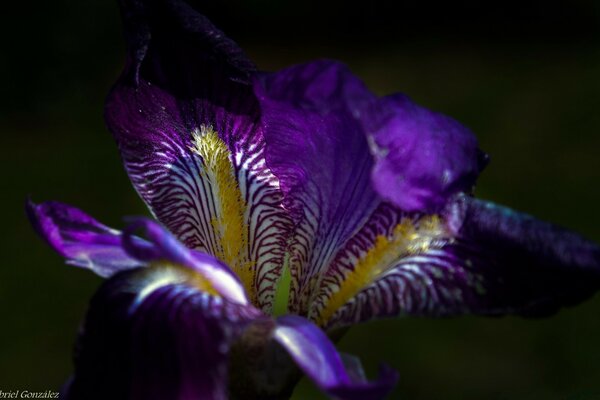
273,315 -> 398,400
256,61 -> 380,315
106,0 -> 291,311
311,203 -> 447,326
28,200 -> 249,304
123,217 -> 249,305
26,200 -> 143,277
323,196 -> 600,329
360,93 -> 487,212
257,60 -> 484,318
63,268 -> 263,400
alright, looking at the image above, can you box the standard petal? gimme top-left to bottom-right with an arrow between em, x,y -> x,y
323,196 -> 600,330
63,268 -> 264,400
106,0 -> 291,311
256,59 -> 376,114
273,315 -> 398,400
256,60 -> 486,317
360,94 -> 487,212
26,200 -> 143,277
256,61 -> 381,315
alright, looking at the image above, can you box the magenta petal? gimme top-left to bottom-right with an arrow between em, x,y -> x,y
26,200 -> 143,278
273,315 -> 398,400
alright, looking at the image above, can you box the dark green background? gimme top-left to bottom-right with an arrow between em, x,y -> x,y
2,1 -> 600,398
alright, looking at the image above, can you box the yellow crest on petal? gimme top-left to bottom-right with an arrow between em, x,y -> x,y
316,215 -> 447,326
190,125 -> 255,302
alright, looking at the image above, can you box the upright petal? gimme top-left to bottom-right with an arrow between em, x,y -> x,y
26,200 -> 143,277
256,61 -> 381,315
257,60 -> 484,317
63,268 -> 264,400
273,315 -> 398,400
322,196 -> 600,330
106,0 -> 290,310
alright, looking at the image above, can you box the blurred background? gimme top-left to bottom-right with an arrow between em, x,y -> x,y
2,0 -> 600,398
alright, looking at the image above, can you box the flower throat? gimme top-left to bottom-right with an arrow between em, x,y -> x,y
190,125 -> 255,303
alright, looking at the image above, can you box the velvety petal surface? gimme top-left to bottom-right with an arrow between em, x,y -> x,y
273,315 -> 398,400
63,268 -> 264,400
106,0 -> 290,310
256,61 -> 381,315
323,196 -> 600,330
257,60 -> 486,318
360,93 -> 487,212
26,200 -> 143,277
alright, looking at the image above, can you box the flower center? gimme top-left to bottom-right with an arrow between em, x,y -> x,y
190,125 -> 255,302
315,215 -> 447,326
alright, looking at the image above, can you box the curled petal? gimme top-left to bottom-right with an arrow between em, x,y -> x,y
324,196 -> 600,329
26,200 -> 143,277
122,217 -> 196,265
26,200 -> 248,304
63,268 -> 264,400
360,94 -> 487,212
273,315 -> 398,400
123,217 -> 249,305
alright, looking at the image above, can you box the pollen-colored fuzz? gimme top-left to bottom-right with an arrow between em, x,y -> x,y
136,261 -> 219,303
190,126 -> 255,302
316,215 -> 448,326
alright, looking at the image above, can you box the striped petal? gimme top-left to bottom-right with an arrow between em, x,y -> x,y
322,196 -> 600,330
26,200 -> 143,277
256,61 -> 381,315
309,203 -> 444,326
63,268 -> 264,400
256,60 -> 484,316
106,0 -> 290,311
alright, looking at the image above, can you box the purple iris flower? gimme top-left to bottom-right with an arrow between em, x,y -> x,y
27,0 -> 600,399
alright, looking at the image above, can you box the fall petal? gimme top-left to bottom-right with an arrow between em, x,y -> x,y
26,200 -> 143,277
